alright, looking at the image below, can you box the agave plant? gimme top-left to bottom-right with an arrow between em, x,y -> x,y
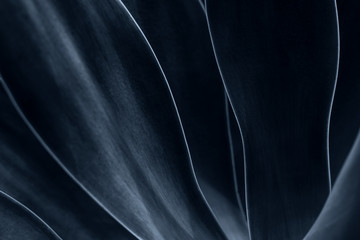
0,0 -> 359,239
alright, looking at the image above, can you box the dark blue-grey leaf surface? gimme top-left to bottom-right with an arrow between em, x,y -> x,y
305,129 -> 360,240
0,86 -> 135,240
329,0 -> 360,183
226,99 -> 247,220
206,0 -> 339,239
0,0 -> 359,239
0,191 -> 61,240
120,0 -> 248,238
0,0 -> 226,239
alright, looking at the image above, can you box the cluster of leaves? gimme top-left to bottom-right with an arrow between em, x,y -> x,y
0,0 -> 359,239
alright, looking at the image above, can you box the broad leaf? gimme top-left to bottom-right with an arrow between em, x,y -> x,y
206,0 -> 339,239
0,0 -> 226,239
0,86 -> 135,240
121,0 -> 248,238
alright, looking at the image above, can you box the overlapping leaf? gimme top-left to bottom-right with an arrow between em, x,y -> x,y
0,191 -> 61,240
206,0 -> 339,239
0,0 -> 359,239
0,86 -> 135,239
0,0 -> 226,239
329,0 -> 360,182
305,129 -> 360,239
120,0 -> 248,238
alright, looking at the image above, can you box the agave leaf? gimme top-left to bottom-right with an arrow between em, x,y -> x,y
0,86 -> 135,240
0,191 -> 61,240
206,0 -> 339,239
0,0 -> 226,239
329,0 -> 360,183
305,129 -> 360,239
121,0 -> 248,238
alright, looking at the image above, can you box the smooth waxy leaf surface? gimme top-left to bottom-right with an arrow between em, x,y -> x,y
305,129 -> 360,240
329,0 -> 360,183
0,1 -> 226,239
0,191 -> 61,240
206,0 -> 339,239
0,86 -> 135,240
121,0 -> 248,238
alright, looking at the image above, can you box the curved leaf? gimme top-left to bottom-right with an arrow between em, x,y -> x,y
0,0 -> 226,239
0,86 -> 135,240
0,191 -> 61,240
121,0 -> 248,238
206,0 -> 339,239
329,0 -> 360,183
305,129 -> 360,239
